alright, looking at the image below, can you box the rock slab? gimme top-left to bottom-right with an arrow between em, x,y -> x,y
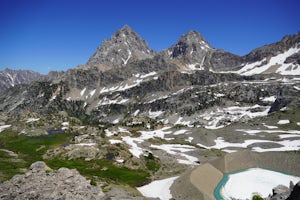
0,161 -> 104,200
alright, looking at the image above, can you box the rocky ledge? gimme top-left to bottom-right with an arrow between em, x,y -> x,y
0,161 -> 104,200
267,181 -> 300,200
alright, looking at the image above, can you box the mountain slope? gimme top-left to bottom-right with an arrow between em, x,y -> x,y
1,27 -> 299,120
0,68 -> 42,94
237,33 -> 300,75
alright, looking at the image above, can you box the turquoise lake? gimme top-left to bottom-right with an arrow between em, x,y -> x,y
214,168 -> 299,200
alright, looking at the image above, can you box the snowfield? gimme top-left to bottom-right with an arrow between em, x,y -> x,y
237,46 -> 300,76
0,125 -> 11,133
137,176 -> 179,200
198,137 -> 300,153
220,168 -> 300,200
277,119 -> 290,125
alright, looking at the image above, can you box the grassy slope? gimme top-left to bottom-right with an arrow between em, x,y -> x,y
0,129 -> 150,186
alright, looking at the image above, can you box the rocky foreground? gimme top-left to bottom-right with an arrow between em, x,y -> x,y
0,161 -> 104,200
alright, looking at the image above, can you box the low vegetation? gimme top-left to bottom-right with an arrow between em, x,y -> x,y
0,129 -> 150,186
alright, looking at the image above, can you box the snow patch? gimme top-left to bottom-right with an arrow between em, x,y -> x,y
261,96 -> 276,102
277,119 -> 290,125
122,136 -> 144,158
98,96 -> 129,106
122,49 -> 132,65
0,125 -> 11,133
263,124 -> 278,129
133,109 -> 140,116
89,89 -> 96,97
150,144 -> 198,165
75,143 -> 97,147
137,176 -> 179,200
202,105 -> 270,129
173,129 -> 188,135
238,46 -> 300,75
198,137 -> 300,152
148,110 -> 164,119
174,117 -> 192,126
80,88 -> 86,96
294,86 -> 300,90
109,139 -> 123,144
26,118 -> 40,123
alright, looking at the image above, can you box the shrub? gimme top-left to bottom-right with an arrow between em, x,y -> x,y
252,193 -> 264,200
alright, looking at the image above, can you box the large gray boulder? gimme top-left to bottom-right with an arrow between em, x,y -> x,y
0,161 -> 104,200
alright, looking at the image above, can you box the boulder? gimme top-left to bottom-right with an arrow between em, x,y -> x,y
0,161 -> 104,200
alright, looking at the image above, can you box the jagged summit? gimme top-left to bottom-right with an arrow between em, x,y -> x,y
161,30 -> 213,70
87,25 -> 156,68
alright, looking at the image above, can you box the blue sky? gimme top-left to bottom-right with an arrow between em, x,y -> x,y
0,0 -> 299,74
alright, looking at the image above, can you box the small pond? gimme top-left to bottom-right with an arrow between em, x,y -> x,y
214,168 -> 300,200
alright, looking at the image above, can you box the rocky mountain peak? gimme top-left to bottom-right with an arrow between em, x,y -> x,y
161,30 -> 213,70
87,25 -> 156,68
180,30 -> 209,46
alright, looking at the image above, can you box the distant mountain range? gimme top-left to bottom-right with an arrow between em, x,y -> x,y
0,25 -> 299,126
0,68 -> 42,94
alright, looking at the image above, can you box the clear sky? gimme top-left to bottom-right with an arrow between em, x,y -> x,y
0,0 -> 299,74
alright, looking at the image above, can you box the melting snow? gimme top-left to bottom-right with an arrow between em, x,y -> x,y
122,136 -> 144,158
173,129 -> 188,135
236,129 -> 300,135
0,125 -> 11,133
26,118 -> 40,123
122,49 -> 132,65
75,143 -> 97,147
104,129 -> 117,137
277,119 -> 290,125
198,137 -> 300,153
202,105 -> 270,129
294,86 -> 300,90
137,176 -> 179,200
185,137 -> 194,143
148,110 -> 164,119
109,139 -> 123,144
261,96 -> 276,102
151,144 -> 198,165
61,122 -> 69,126
49,95 -> 57,101
174,117 -> 192,126
278,134 -> 300,139
98,97 -> 129,106
89,89 -> 96,97
263,124 -> 278,129
140,71 -> 157,78
133,109 -> 140,116
6,73 -> 15,87
121,127 -> 172,158
187,61 -> 204,71
238,46 -> 300,75
80,88 -> 86,96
